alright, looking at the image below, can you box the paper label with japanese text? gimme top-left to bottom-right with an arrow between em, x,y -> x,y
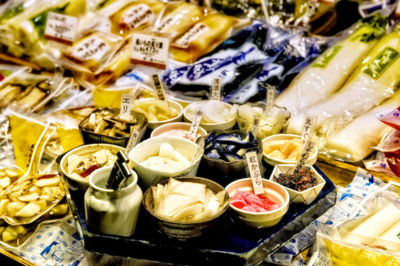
245,151 -> 264,195
121,4 -> 153,29
126,128 -> 140,153
187,111 -> 202,140
173,23 -> 209,49
131,33 -> 169,69
211,78 -> 221,101
120,94 -> 132,119
155,15 -> 180,32
295,116 -> 316,173
44,12 -> 78,45
71,35 -> 110,61
265,87 -> 275,117
152,74 -> 166,101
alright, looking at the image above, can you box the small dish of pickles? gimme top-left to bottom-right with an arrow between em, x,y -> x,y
132,99 -> 183,129
0,174 -> 64,225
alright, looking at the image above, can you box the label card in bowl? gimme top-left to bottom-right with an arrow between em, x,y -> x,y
44,12 -> 78,45
265,86 -> 276,117
152,74 -> 166,101
245,151 -> 264,195
294,116 -> 316,173
187,111 -> 202,140
120,94 -> 132,119
126,128 -> 141,154
210,78 -> 221,101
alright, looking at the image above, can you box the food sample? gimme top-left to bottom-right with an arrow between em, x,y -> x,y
80,108 -> 147,138
152,178 -> 226,223
153,2 -> 204,38
141,143 -> 191,172
230,190 -> 281,213
132,100 -> 179,122
66,149 -> 117,179
237,103 -> 290,140
274,167 -> 317,191
276,15 -> 387,113
185,100 -> 236,124
263,137 -> 304,161
170,13 -> 238,63
109,0 -> 165,36
0,174 -> 64,224
0,168 -> 21,195
204,131 -> 259,162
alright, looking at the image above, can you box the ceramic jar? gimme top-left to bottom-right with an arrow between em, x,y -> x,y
84,166 -> 142,237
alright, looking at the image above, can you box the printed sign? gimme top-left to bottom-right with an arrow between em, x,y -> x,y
131,33 -> 169,69
44,12 -> 78,45
245,151 -> 264,195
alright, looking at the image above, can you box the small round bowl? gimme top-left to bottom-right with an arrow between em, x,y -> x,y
133,99 -> 183,130
59,144 -> 124,191
183,101 -> 236,131
143,176 -> 229,239
225,178 -> 289,228
150,122 -> 207,142
128,136 -> 203,187
262,134 -> 318,166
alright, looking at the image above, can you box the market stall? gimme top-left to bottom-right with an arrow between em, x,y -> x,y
0,0 -> 400,265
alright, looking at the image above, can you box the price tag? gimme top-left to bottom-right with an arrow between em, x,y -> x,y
210,78 -> 221,101
152,74 -> 166,101
245,151 -> 264,195
294,116 -> 316,173
265,86 -> 276,117
126,128 -> 140,154
131,33 -> 169,70
120,94 -> 132,119
187,111 -> 202,140
44,12 -> 78,45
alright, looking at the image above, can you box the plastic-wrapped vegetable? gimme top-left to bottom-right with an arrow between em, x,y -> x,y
276,14 -> 388,114
288,24 -> 400,135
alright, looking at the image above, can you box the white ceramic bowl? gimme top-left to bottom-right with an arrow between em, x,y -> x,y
269,164 -> 326,205
262,134 -> 318,166
183,101 -> 237,131
59,144 -> 124,191
225,178 -> 290,228
128,136 -> 203,187
133,99 -> 183,130
150,122 -> 207,141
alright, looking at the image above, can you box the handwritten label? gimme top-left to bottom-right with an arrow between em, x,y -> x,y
265,87 -> 276,117
120,94 -> 132,119
245,151 -> 264,195
44,12 -> 78,45
364,47 -> 399,79
71,34 -> 110,61
120,4 -> 153,29
187,111 -> 202,140
131,33 -> 169,69
173,23 -> 209,49
155,15 -> 180,32
126,128 -> 140,153
211,78 -> 221,101
252,118 -> 259,138
152,74 -> 166,101
294,116 -> 316,173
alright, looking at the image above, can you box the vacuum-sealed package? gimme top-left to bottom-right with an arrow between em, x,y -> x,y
287,24 -> 400,136
276,14 -> 388,114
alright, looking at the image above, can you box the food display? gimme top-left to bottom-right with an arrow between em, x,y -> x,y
151,178 -> 227,223
1,1 -> 400,265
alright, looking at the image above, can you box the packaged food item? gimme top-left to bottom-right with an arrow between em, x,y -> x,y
141,143 -> 191,172
0,167 -> 22,195
153,2 -> 204,38
151,178 -> 226,223
0,174 -> 64,225
204,130 -> 260,162
230,190 -> 281,212
108,0 -> 166,36
288,24 -> 400,135
0,64 -> 29,86
237,102 -> 290,140
170,13 -> 240,63
276,14 -> 388,114
132,99 -> 180,122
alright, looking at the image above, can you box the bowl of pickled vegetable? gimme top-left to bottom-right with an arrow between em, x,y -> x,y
59,144 -> 124,191
143,177 -> 229,239
132,99 -> 183,129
